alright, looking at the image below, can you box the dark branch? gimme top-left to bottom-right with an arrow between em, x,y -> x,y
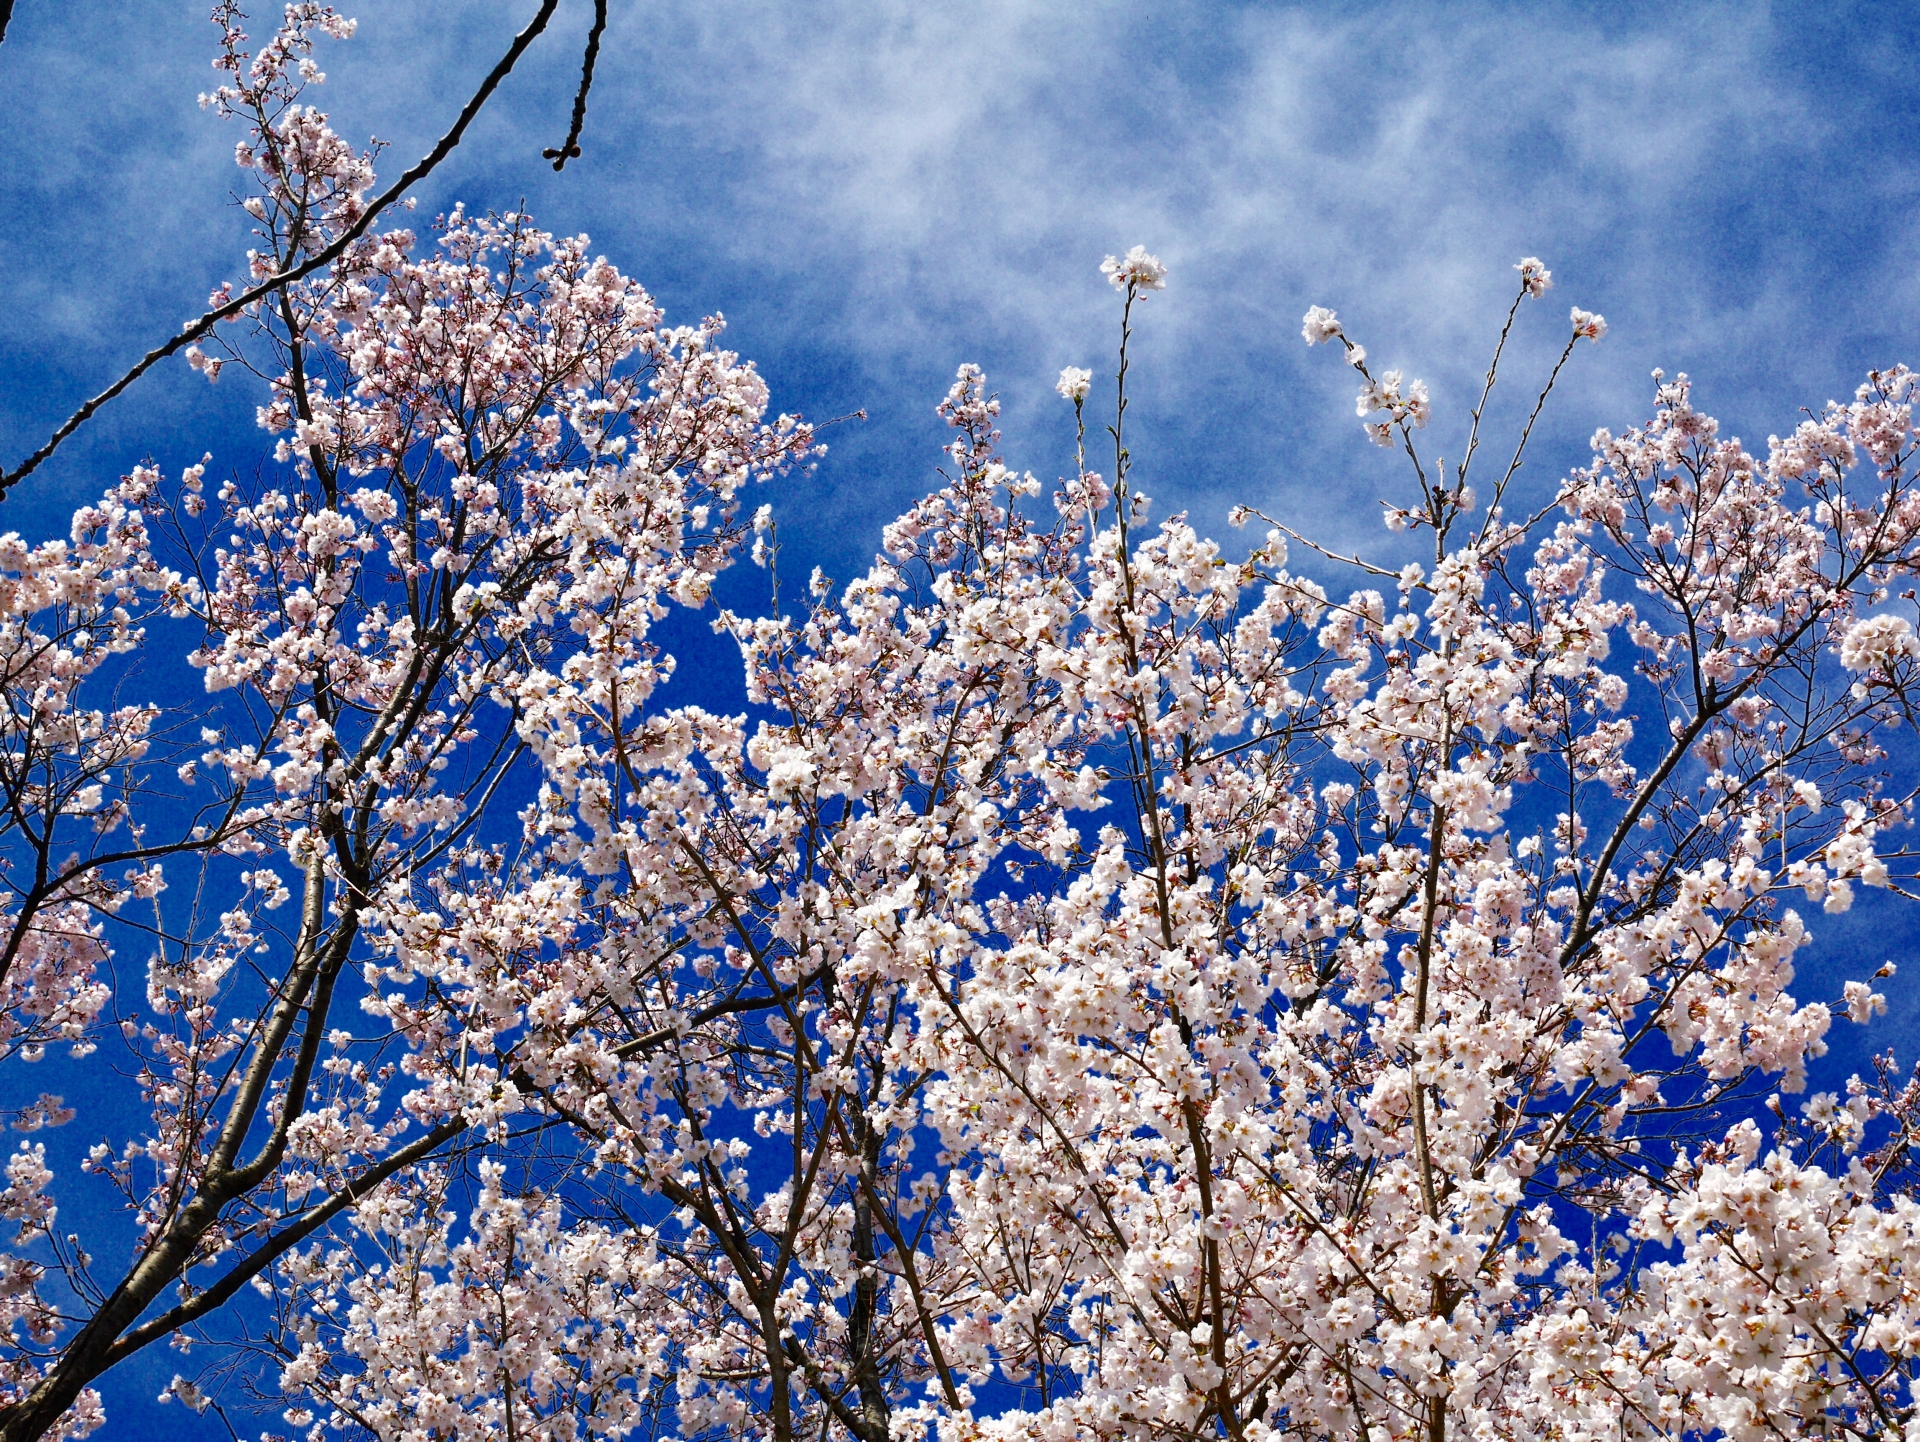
542,0 -> 607,170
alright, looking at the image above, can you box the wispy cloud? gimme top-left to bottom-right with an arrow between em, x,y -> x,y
1,0 -> 1911,555
518,2 -> 1847,543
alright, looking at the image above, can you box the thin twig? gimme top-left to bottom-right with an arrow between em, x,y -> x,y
543,0 -> 608,169
1490,331 -> 1581,506
1455,285 -> 1528,494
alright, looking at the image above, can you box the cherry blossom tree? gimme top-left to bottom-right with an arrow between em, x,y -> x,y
0,8 -> 819,1437
8,10 -> 1920,1442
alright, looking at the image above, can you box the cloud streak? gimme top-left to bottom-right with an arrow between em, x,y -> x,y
1,0 -> 1913,552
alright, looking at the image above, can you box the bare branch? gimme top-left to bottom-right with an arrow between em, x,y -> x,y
542,0 -> 608,170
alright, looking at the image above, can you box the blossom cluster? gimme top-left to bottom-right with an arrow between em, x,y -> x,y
5,13 -> 1920,1442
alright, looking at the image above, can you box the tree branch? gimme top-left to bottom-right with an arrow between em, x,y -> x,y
542,0 -> 607,170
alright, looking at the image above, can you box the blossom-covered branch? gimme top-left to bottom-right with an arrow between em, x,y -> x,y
8,12 -> 1920,1442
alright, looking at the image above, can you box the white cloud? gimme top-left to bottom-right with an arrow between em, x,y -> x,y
496,0 -> 1841,542
0,0 -> 1905,554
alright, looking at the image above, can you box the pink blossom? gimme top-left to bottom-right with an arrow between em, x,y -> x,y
1099,243 -> 1168,293
1302,304 -> 1342,344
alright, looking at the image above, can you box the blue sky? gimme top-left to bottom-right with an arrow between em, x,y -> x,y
5,0 -> 1920,1431
10,0 -> 1920,568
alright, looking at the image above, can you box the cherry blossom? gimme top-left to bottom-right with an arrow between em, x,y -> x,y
1101,245 -> 1169,294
